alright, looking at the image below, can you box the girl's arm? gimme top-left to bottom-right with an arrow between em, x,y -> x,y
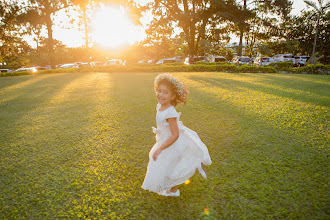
152,118 -> 179,161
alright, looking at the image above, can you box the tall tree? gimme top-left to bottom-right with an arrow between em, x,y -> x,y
28,0 -> 70,69
72,0 -> 92,49
283,10 -> 330,64
0,0 -> 33,68
233,0 -> 292,56
303,0 -> 330,63
145,0 -> 236,57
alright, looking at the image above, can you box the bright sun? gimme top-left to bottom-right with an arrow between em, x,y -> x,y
92,6 -> 145,48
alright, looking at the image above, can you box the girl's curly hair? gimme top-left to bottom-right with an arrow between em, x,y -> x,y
154,73 -> 188,106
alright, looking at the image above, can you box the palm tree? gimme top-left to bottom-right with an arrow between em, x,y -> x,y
303,0 -> 330,64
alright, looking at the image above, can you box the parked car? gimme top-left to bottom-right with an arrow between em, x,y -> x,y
138,60 -> 147,64
294,55 -> 310,67
0,69 -> 11,73
33,66 -> 47,71
104,59 -> 123,66
173,56 -> 185,62
253,57 -> 272,66
59,63 -> 79,68
90,61 -> 104,66
212,56 -> 228,63
15,67 -> 37,72
75,62 -> 91,68
147,59 -> 158,64
272,54 -> 295,63
184,56 -> 208,65
156,58 -> 176,65
232,56 -> 251,65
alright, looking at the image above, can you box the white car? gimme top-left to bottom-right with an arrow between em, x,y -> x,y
232,57 -> 251,65
254,57 -> 272,66
104,59 -> 123,66
272,54 -> 295,63
0,69 -> 11,73
90,61 -> 104,66
156,58 -> 176,65
59,63 -> 79,68
138,60 -> 147,64
294,56 -> 310,67
15,67 -> 37,72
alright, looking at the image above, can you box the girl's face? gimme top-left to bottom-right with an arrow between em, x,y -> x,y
156,84 -> 176,106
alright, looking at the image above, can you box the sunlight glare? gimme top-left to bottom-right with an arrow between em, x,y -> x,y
203,208 -> 210,215
184,179 -> 191,185
92,6 -> 145,48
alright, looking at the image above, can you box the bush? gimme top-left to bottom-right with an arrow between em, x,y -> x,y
1,63 -> 329,77
292,64 -> 330,75
238,65 -> 276,73
269,61 -> 293,71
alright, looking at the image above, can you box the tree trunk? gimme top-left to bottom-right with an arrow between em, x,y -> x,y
45,2 -> 55,69
189,23 -> 196,56
238,0 -> 247,57
238,29 -> 243,56
83,5 -> 89,49
311,15 -> 319,64
182,0 -> 195,57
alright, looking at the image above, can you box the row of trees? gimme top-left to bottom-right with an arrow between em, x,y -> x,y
0,0 -> 329,69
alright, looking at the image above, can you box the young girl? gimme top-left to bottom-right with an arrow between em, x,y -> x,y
142,73 -> 212,197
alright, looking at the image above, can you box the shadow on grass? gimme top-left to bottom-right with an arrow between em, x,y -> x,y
0,74 -> 47,91
1,72 -> 328,219
173,83 -> 329,219
189,74 -> 329,107
225,72 -> 330,99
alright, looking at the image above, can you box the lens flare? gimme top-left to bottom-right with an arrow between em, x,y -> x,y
184,179 -> 191,185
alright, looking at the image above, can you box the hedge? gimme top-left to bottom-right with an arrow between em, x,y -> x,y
1,63 -> 329,77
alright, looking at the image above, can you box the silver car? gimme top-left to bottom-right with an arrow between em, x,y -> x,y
272,54 -> 295,63
294,56 -> 310,67
254,57 -> 272,66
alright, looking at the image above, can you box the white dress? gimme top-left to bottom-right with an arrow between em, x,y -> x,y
142,103 -> 212,193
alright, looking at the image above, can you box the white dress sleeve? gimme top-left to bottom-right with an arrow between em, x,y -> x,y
164,106 -> 179,120
156,103 -> 161,111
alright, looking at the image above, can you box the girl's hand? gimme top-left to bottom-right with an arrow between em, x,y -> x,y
153,148 -> 162,161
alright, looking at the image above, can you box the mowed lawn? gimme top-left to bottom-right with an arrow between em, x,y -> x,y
0,72 -> 329,219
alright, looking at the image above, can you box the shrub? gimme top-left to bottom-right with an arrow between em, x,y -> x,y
1,63 -> 329,77
215,64 -> 238,72
269,61 -> 293,71
293,64 -> 330,75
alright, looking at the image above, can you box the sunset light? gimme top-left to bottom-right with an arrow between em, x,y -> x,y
91,6 -> 145,48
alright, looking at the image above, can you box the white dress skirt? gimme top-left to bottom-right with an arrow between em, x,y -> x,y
141,103 -> 212,194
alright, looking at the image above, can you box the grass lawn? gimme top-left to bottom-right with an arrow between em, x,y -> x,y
0,72 -> 329,219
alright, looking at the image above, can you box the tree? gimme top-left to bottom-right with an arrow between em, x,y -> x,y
303,0 -> 330,63
232,0 -> 292,56
284,10 -> 330,64
144,0 -> 237,57
0,0 -> 34,68
72,0 -> 92,49
27,0 -> 70,69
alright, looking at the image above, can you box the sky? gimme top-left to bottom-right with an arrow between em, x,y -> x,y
27,0 -> 310,48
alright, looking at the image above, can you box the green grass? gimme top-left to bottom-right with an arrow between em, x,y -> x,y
0,72 -> 329,219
